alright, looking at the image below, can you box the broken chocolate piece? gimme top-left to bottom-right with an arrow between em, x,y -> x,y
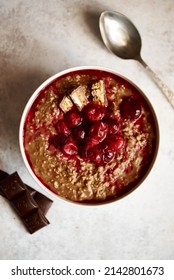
70,85 -> 89,110
33,192 -> 53,215
91,80 -> 108,106
25,184 -> 37,196
0,170 -> 9,181
12,192 -> 38,218
0,170 -> 9,196
0,172 -> 26,200
22,209 -> 49,234
0,171 -> 53,216
0,170 -> 53,233
59,96 -> 73,113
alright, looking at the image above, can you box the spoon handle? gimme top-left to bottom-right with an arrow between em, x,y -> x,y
138,58 -> 174,109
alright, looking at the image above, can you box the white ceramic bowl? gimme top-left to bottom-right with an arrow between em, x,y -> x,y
19,66 -> 159,204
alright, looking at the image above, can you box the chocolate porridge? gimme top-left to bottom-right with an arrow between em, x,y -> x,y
23,69 -> 157,203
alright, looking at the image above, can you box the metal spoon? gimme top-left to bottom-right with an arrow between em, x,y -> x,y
99,10 -> 174,109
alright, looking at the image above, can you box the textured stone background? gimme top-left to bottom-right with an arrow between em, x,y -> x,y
0,0 -> 174,259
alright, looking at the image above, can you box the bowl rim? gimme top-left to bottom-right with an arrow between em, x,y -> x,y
19,65 -> 160,205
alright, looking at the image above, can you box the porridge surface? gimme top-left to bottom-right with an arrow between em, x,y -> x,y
24,70 -> 156,202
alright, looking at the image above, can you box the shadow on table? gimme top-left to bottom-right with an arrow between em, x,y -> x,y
83,10 -> 102,45
0,62 -> 50,152
82,3 -> 110,49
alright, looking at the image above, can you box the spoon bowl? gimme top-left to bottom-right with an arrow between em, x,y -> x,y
99,11 -> 142,60
99,10 -> 174,109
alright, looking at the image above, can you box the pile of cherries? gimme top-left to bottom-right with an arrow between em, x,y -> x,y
52,96 -> 141,165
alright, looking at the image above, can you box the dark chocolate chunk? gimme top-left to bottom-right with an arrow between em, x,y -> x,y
12,192 -> 38,218
0,170 -> 9,196
0,172 -> 26,200
0,169 -> 53,233
22,209 -> 49,234
0,170 -> 9,181
26,187 -> 53,215
33,192 -> 53,216
0,171 -> 52,215
25,184 -> 37,196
